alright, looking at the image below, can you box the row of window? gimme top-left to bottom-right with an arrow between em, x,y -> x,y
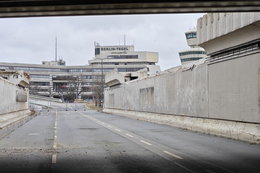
181,57 -> 202,62
30,74 -> 100,80
30,74 -> 50,78
179,51 -> 206,56
68,69 -> 92,72
185,32 -> 197,39
30,82 -> 50,86
92,68 -> 114,72
91,62 -> 154,65
13,67 -> 65,72
211,41 -> 260,59
0,66 -> 114,73
107,55 -> 138,59
118,68 -> 143,72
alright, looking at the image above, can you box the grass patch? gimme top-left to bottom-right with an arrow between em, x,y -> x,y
86,103 -> 103,112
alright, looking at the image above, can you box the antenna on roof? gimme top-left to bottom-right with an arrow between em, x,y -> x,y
124,34 -> 126,47
55,36 -> 58,62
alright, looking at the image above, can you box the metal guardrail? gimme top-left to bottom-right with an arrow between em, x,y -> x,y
29,95 -> 62,103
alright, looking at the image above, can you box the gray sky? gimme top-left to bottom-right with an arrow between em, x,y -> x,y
0,13 -> 203,70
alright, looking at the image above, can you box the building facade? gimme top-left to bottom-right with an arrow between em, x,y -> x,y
89,43 -> 158,68
178,30 -> 207,65
0,44 -> 159,101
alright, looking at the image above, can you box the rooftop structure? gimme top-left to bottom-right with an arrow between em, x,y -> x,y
89,43 -> 158,68
42,59 -> 66,66
179,29 -> 207,65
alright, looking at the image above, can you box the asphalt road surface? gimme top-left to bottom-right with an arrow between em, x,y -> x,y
0,103 -> 259,173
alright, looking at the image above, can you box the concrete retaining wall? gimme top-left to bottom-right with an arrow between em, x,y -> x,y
104,108 -> 260,144
208,54 -> 260,123
0,77 -> 28,115
105,53 -> 260,123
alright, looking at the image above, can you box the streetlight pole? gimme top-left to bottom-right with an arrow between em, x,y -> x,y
101,58 -> 104,108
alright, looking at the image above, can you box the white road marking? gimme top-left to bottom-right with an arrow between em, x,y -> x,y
174,162 -> 195,173
28,133 -> 40,136
163,150 -> 183,160
115,128 -> 121,132
78,112 -> 235,173
53,110 -> 58,159
126,133 -> 134,138
140,140 -> 152,146
52,154 -> 57,164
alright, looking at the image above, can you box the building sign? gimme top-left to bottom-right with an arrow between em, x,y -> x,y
101,47 -> 128,51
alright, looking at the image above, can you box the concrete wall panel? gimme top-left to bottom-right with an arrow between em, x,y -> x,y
105,62 -> 208,118
208,54 -> 260,123
0,78 -> 28,115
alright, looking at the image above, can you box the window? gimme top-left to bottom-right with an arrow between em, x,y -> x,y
185,32 -> 197,39
107,55 -> 138,59
95,48 -> 100,55
0,66 -> 9,70
118,68 -> 143,72
180,57 -> 202,62
30,74 -> 49,78
179,51 -> 206,56
30,82 -> 50,86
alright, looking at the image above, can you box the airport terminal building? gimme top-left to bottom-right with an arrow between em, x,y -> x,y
0,44 -> 160,101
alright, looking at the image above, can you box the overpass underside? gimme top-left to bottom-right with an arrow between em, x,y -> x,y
0,1 -> 260,18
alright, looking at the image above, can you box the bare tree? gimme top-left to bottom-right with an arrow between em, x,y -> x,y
29,84 -> 42,95
92,77 -> 104,107
60,75 -> 82,102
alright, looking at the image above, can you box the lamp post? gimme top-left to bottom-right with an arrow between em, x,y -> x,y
101,58 -> 104,108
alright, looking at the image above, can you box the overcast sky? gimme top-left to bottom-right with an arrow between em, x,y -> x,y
0,13 -> 203,70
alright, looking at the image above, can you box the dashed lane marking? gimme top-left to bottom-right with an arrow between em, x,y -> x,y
126,133 -> 134,138
140,140 -> 152,146
28,133 -> 40,136
115,128 -> 121,132
77,112 -> 235,173
163,150 -> 183,160
53,144 -> 57,149
52,110 -> 58,164
52,154 -> 57,164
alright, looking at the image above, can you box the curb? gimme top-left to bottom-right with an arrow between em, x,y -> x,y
103,108 -> 260,145
0,110 -> 36,139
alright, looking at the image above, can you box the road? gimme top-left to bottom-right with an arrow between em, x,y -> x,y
0,103 -> 259,173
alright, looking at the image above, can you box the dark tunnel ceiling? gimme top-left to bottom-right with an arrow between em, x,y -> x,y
0,1 -> 260,18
